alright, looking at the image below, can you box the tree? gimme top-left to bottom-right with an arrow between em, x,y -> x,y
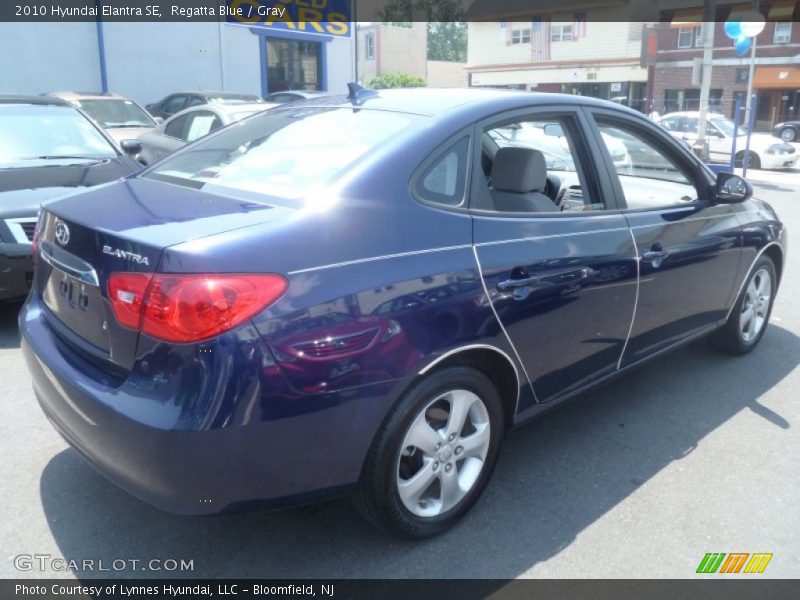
367,72 -> 427,89
427,22 -> 467,62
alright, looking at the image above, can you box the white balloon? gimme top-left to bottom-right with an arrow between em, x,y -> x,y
739,11 -> 766,37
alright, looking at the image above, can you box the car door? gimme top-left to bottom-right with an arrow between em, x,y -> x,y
586,109 -> 742,366
471,107 -> 638,410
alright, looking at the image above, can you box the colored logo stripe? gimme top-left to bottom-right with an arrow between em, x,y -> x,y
697,552 -> 773,574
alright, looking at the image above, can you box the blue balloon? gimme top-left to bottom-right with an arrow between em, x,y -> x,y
724,20 -> 742,39
735,35 -> 752,57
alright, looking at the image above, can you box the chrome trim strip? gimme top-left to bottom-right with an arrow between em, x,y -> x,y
419,343 -> 520,384
724,241 -> 782,321
474,227 -> 630,248
287,244 -> 472,275
472,245 -> 538,410
617,228 -> 640,371
39,245 -> 100,287
4,217 -> 36,244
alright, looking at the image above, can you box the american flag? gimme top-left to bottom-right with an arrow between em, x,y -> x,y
573,12 -> 587,38
531,16 -> 551,61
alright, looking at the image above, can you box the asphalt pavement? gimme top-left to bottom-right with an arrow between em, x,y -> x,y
1,173 -> 798,579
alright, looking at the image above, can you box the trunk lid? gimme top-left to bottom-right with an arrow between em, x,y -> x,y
36,178 -> 291,375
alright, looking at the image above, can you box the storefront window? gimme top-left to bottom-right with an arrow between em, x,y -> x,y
266,38 -> 322,93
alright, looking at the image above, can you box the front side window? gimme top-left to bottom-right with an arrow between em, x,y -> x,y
594,117 -> 700,210
478,115 -> 604,214
774,21 -> 792,43
164,114 -> 189,140
660,116 -> 684,132
0,105 -> 117,166
184,111 -> 222,142
414,137 -> 469,207
145,107 -> 423,201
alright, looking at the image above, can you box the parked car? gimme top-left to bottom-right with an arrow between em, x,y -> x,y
0,95 -> 140,302
145,91 -> 265,120
658,111 -> 797,169
44,91 -> 157,146
264,90 -> 327,104
772,119 -> 800,143
20,87 -> 785,538
134,102 -> 274,165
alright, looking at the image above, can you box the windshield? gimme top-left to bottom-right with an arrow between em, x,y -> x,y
711,117 -> 748,136
145,106 -> 422,200
0,105 -> 117,166
75,98 -> 156,128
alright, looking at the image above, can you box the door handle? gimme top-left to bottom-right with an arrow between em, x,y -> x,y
641,249 -> 670,262
497,276 -> 540,292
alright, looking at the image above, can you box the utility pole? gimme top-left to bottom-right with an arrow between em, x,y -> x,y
695,0 -> 716,159
743,0 -> 760,127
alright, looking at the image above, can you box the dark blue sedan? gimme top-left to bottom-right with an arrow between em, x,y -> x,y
20,87 -> 786,538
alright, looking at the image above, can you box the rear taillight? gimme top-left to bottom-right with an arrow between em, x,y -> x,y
108,273 -> 287,343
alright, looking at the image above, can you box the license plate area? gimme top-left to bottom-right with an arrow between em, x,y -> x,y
42,267 -> 111,353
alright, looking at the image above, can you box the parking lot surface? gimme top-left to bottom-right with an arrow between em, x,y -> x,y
1,174 -> 798,579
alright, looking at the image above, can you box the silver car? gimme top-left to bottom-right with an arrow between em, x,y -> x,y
44,91 -> 158,146
134,102 -> 275,165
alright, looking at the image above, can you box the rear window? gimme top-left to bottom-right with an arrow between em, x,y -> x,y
144,106 -> 423,200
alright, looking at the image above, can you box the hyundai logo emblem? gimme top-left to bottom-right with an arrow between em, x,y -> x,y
54,221 -> 70,246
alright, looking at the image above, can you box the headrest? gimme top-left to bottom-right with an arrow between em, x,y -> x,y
491,147 -> 547,193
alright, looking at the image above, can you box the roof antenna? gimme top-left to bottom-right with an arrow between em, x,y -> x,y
347,82 -> 378,104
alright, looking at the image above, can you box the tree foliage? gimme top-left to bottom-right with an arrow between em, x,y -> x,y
367,72 -> 427,89
376,0 -> 467,63
427,22 -> 467,62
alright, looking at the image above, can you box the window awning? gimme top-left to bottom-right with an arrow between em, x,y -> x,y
768,0 -> 796,20
753,66 -> 800,89
727,3 -> 754,21
670,8 -> 702,28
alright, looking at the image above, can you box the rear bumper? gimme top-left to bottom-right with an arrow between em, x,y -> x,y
20,296 -> 393,515
0,244 -> 33,301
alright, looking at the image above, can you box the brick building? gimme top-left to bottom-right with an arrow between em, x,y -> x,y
650,1 -> 800,130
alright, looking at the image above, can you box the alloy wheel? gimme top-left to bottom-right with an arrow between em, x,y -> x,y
781,128 -> 796,142
396,389 -> 491,517
739,267 -> 772,343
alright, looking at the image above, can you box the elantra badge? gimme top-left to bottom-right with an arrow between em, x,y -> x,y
102,245 -> 150,266
54,221 -> 70,246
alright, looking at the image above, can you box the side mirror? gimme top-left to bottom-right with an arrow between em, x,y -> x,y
715,172 -> 752,203
120,139 -> 143,156
153,116 -> 164,124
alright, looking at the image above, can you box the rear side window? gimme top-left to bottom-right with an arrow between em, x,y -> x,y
164,114 -> 189,139
414,137 -> 469,207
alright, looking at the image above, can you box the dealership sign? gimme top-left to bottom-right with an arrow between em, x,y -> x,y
227,0 -> 352,37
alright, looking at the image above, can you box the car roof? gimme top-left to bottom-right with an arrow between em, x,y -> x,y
45,91 -> 129,101
0,94 -> 69,106
291,87 -> 641,120
268,90 -> 326,98
166,102 -> 273,119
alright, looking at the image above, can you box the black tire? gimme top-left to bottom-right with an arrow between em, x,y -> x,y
711,255 -> 776,355
780,127 -> 797,143
735,151 -> 761,170
353,366 -> 504,538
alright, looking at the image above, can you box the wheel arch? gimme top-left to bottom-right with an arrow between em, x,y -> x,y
418,344 -> 520,431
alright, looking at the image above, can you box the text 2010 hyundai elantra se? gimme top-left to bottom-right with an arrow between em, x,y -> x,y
21,87 -> 785,537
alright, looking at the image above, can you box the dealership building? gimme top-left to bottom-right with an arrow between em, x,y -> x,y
0,14 -> 355,106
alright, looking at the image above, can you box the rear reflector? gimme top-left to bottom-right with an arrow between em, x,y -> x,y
108,273 -> 287,343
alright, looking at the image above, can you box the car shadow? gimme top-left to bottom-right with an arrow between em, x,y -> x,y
0,302 -> 22,349
39,325 -> 799,579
